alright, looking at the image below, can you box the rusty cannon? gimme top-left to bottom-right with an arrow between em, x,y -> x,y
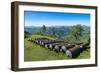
48,43 -> 63,51
60,44 -> 75,53
47,43 -> 73,52
33,38 -> 50,44
66,42 -> 90,58
28,38 -> 34,42
32,38 -> 90,58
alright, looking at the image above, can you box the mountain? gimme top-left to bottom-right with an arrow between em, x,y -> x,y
25,25 -> 90,40
24,26 -> 41,33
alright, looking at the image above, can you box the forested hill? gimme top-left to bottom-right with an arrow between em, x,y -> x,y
25,25 -> 90,34
25,25 -> 89,35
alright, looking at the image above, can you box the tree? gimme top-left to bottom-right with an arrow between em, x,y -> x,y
51,27 -> 56,35
41,25 -> 46,34
71,24 -> 84,40
24,31 -> 30,38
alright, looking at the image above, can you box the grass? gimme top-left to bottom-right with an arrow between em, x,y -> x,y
77,48 -> 90,59
24,34 -> 90,61
31,34 -> 56,40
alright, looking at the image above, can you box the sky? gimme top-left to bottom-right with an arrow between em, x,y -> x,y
24,11 -> 90,27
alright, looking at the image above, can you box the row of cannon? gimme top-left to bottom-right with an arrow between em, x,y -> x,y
28,38 -> 89,58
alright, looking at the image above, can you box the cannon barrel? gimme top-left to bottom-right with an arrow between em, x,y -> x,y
48,43 -> 68,50
66,42 -> 89,58
32,38 -> 90,58
61,44 -> 75,53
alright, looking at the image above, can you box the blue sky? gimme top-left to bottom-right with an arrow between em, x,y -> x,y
24,11 -> 90,27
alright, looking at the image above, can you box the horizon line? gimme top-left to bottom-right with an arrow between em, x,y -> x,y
24,24 -> 90,27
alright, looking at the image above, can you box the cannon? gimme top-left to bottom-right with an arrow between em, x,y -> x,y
66,42 -> 90,58
48,43 -> 68,52
60,44 -> 75,53
45,42 -> 61,50
32,38 -> 90,58
28,38 -> 33,42
33,38 -> 50,45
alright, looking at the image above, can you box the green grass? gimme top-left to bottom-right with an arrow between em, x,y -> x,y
77,48 -> 90,59
31,34 -> 56,40
24,34 -> 90,61
24,40 -> 69,61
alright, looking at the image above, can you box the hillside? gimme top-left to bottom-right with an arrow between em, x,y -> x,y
25,25 -> 90,40
24,34 -> 90,61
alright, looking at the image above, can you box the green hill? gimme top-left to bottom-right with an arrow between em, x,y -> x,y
24,34 -> 90,61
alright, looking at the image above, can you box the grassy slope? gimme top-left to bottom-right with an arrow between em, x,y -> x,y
31,34 -> 56,40
77,48 -> 90,59
24,34 -> 90,61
